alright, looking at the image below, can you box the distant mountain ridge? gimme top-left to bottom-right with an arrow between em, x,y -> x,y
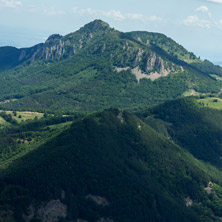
0,20 -> 112,71
0,19 -> 221,112
2,20 -> 221,75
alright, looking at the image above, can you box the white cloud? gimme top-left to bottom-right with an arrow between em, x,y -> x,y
0,0 -> 22,8
72,7 -> 162,22
196,6 -> 209,13
44,7 -> 65,16
127,13 -> 145,21
103,10 -> 125,20
72,7 -> 96,16
26,5 -> 38,13
195,5 -> 212,17
184,15 -> 211,28
148,16 -> 162,21
205,0 -> 222,3
72,7 -> 125,20
184,5 -> 222,29
213,19 -> 222,28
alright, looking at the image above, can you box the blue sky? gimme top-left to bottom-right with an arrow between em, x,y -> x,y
1,0 -> 222,64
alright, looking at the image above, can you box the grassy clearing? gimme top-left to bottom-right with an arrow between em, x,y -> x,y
14,111 -> 44,123
182,89 -> 201,97
197,97 -> 222,110
210,74 -> 222,81
0,116 -> 9,128
0,110 -> 44,123
0,116 -> 6,124
47,121 -> 73,130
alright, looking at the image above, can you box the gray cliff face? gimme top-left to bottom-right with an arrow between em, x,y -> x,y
26,39 -> 73,62
28,21 -> 111,62
32,40 -> 66,61
11,20 -> 110,63
144,53 -> 166,74
15,44 -> 43,64
145,52 -> 157,72
133,48 -> 144,65
18,49 -> 27,61
110,44 -> 177,75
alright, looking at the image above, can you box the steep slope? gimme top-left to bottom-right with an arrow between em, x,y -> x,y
128,31 -> 198,63
0,46 -> 22,72
0,20 -> 112,71
0,110 -> 222,221
129,31 -> 222,76
0,20 -> 221,112
138,97 -> 222,168
0,52 -> 219,112
0,44 -> 44,72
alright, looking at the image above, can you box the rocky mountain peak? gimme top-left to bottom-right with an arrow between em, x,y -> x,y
81,19 -> 111,32
45,34 -> 62,44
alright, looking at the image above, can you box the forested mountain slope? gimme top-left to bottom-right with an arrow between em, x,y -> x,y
138,98 -> 222,168
1,108 -> 222,221
128,31 -> 222,76
0,20 -> 221,112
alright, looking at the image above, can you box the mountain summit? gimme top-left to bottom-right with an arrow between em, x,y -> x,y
82,19 -> 111,32
45,34 -> 62,44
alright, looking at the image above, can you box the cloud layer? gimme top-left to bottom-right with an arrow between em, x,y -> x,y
184,15 -> 211,28
183,5 -> 222,29
196,6 -> 209,13
205,0 -> 222,3
72,7 -> 162,22
44,8 -> 65,16
0,0 -> 22,8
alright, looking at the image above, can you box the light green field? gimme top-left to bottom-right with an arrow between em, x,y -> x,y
0,110 -> 44,123
47,121 -> 73,130
183,89 -> 200,97
198,97 -> 222,110
210,74 -> 222,81
14,111 -> 44,123
0,116 -> 5,124
0,116 -> 7,125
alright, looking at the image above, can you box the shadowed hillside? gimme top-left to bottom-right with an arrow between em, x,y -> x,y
0,109 -> 222,221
